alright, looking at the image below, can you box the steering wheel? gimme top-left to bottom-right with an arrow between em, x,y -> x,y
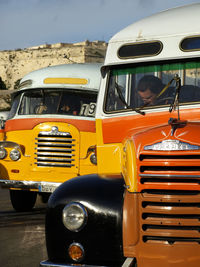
156,97 -> 174,105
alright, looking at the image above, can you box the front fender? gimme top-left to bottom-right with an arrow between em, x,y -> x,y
45,174 -> 125,267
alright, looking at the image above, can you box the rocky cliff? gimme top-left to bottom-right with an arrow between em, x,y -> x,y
0,40 -> 107,110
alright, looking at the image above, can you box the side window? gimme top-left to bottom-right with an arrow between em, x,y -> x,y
180,67 -> 200,102
105,73 -> 129,112
7,93 -> 21,119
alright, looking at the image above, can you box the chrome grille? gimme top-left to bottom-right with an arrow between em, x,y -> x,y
34,131 -> 75,168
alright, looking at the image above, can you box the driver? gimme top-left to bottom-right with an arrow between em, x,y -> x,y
137,75 -> 164,106
35,103 -> 48,114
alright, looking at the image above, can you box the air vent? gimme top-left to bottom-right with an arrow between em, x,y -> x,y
141,191 -> 200,245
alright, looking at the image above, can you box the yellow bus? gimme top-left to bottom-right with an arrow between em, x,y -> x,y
0,63 -> 102,211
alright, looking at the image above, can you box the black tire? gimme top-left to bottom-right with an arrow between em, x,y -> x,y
10,190 -> 37,212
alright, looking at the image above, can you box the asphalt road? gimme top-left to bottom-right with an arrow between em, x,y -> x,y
0,187 -> 48,267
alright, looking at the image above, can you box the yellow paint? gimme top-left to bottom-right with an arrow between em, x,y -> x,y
122,139 -> 137,192
0,122 -> 97,187
96,119 -> 122,175
95,119 -> 104,145
44,77 -> 88,85
79,131 -> 97,175
97,143 -> 122,175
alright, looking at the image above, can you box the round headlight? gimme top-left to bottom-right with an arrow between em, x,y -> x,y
90,153 -> 97,165
62,202 -> 87,232
10,149 -> 21,161
0,147 -> 7,159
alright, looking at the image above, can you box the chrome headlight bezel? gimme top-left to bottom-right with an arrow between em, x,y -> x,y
9,149 -> 21,161
0,147 -> 7,159
90,153 -> 97,165
62,202 -> 87,232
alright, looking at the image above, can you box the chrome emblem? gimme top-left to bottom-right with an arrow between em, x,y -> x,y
39,126 -> 71,137
144,139 -> 200,151
51,126 -> 59,133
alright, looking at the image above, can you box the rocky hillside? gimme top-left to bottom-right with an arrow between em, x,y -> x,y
0,40 -> 107,111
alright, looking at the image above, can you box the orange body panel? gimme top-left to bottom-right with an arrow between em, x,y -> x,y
131,121 -> 200,192
5,117 -> 95,133
102,108 -> 200,144
0,129 -> 4,141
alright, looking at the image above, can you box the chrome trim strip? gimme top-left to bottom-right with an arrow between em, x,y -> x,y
122,258 -> 135,267
39,130 -> 71,137
36,148 -> 75,152
0,180 -> 61,192
140,174 -> 200,178
35,152 -> 74,157
40,260 -> 108,267
35,157 -> 74,162
35,142 -> 75,147
35,162 -> 75,167
36,138 -> 75,142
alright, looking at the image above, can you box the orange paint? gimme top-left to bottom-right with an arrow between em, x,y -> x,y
102,107 -> 200,143
5,118 -> 95,133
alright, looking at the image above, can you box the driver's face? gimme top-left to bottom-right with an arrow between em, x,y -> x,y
138,88 -> 156,105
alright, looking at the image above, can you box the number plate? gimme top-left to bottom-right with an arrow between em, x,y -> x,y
38,183 -> 61,193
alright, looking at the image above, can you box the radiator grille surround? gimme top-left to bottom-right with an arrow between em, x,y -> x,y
34,131 -> 76,168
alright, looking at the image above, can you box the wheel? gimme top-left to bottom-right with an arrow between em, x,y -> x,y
10,190 -> 37,212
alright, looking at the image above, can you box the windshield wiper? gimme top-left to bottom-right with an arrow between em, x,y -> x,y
169,74 -> 181,120
115,83 -> 145,115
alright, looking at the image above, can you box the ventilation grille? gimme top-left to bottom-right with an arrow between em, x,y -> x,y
34,132 -> 75,168
141,191 -> 200,244
139,151 -> 200,186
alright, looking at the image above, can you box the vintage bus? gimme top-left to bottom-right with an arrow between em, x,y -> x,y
41,3 -> 200,267
0,63 -> 102,212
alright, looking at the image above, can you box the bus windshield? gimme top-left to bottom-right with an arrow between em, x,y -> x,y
9,89 -> 97,118
105,60 -> 200,112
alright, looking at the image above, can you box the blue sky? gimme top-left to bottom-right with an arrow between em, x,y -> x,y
0,0 -> 199,51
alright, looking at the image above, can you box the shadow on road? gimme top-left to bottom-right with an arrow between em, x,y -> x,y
0,188 -> 48,267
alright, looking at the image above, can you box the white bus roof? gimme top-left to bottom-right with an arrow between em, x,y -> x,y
105,3 -> 200,66
18,63 -> 102,92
